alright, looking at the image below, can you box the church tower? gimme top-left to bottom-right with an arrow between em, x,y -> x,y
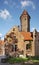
20,10 -> 30,32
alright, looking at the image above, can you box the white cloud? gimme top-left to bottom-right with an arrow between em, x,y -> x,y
0,9 -> 12,20
21,0 -> 35,9
31,28 -> 36,32
32,28 -> 35,31
0,33 -> 2,37
31,28 -> 39,32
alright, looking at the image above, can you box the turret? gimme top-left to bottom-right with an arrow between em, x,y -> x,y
20,10 -> 30,32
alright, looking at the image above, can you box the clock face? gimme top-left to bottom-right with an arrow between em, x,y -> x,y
25,18 -> 26,20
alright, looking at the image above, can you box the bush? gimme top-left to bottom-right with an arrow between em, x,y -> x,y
7,57 -> 28,63
31,56 -> 39,60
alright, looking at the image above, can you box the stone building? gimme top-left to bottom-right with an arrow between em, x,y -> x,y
4,10 -> 39,57
0,40 -> 4,56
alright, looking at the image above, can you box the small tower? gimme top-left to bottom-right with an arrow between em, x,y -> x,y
32,29 -> 37,56
20,10 -> 30,32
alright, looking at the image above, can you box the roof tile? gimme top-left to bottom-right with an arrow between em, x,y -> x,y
21,32 -> 33,41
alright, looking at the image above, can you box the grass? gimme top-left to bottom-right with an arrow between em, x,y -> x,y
32,60 -> 39,63
7,56 -> 39,63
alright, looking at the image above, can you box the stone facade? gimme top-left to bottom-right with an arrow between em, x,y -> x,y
4,10 -> 39,57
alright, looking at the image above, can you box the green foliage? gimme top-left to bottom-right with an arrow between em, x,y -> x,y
31,56 -> 39,60
7,57 -> 28,63
28,56 -> 39,62
7,56 -> 39,63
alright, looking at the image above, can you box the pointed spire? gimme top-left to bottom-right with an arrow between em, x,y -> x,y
33,29 -> 37,36
34,29 -> 37,32
20,10 -> 30,19
22,10 -> 28,15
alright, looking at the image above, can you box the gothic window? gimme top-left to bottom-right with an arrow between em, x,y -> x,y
12,45 -> 14,51
26,43 -> 31,50
26,44 -> 29,50
15,45 -> 17,51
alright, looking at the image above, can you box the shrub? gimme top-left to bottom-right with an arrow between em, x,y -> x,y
7,57 -> 28,63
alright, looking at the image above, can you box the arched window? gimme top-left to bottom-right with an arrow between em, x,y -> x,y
26,43 -> 31,50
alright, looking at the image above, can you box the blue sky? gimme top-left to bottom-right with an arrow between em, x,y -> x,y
0,0 -> 39,39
